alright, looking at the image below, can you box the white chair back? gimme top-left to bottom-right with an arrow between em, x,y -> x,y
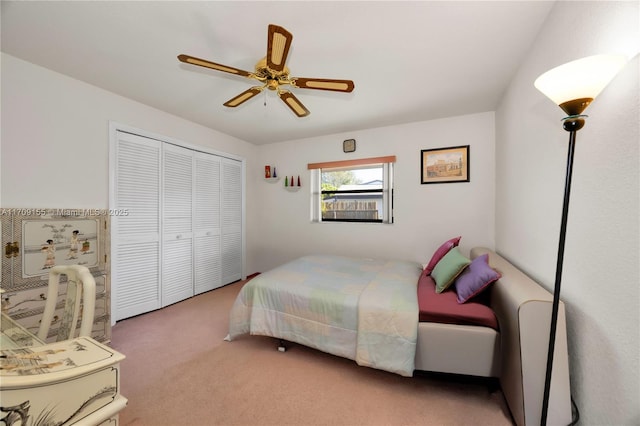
37,265 -> 96,341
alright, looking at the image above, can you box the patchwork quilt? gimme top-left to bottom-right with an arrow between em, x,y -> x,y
225,255 -> 422,376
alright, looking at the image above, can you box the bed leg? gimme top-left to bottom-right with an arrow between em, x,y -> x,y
277,339 -> 287,352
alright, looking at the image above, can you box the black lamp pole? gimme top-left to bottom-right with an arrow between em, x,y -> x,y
534,54 -> 628,426
540,115 -> 585,426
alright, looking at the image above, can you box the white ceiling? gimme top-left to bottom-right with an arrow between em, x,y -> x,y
1,1 -> 555,145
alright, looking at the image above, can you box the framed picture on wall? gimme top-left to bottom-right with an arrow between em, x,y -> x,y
420,145 -> 470,184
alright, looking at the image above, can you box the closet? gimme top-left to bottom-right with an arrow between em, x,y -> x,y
111,130 -> 243,321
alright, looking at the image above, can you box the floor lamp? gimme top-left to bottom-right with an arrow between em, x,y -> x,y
534,54 -> 628,425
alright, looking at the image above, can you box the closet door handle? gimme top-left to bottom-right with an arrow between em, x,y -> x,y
176,234 -> 182,239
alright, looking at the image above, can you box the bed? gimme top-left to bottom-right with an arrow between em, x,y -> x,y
224,247 -> 573,426
225,254 -> 421,376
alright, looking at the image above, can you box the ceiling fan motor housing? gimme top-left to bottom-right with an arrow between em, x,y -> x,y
255,57 -> 291,90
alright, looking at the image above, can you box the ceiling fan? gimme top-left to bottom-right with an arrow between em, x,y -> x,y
178,24 -> 355,117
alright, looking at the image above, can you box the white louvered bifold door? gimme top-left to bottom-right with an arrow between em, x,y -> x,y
162,144 -> 194,307
113,131 -> 162,321
194,152 -> 222,294
221,158 -> 242,284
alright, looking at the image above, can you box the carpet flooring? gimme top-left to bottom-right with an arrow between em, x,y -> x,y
110,280 -> 515,426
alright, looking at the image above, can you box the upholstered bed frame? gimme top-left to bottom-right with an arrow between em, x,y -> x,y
229,246 -> 571,425
415,247 -> 572,426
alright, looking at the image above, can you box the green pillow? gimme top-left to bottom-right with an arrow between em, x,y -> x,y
432,247 -> 470,293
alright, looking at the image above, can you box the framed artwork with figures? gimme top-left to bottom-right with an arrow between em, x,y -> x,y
1,209 -> 108,290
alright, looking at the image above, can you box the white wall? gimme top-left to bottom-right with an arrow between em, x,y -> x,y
495,1 -> 639,423
2,52 -> 496,291
1,53 -> 259,272
252,112 -> 496,273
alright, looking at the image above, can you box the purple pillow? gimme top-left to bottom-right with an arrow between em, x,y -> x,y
454,253 -> 501,304
423,236 -> 461,276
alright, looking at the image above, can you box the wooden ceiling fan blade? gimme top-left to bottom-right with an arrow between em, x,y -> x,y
178,54 -> 252,77
224,87 -> 264,108
293,78 -> 355,92
278,90 -> 310,117
267,24 -> 293,73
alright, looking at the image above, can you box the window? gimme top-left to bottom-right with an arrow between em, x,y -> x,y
308,156 -> 395,224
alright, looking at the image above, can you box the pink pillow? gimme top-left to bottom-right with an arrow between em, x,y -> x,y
423,236 -> 461,276
454,253 -> 502,303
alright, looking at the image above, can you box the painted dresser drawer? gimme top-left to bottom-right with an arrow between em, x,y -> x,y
1,337 -> 127,425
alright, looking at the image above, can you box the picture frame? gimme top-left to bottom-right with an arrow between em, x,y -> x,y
343,139 -> 356,153
421,145 -> 470,184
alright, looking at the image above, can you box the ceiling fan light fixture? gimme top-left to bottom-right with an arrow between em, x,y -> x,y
178,23 -> 354,117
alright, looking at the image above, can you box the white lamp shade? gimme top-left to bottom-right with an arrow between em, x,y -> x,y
534,54 -> 628,106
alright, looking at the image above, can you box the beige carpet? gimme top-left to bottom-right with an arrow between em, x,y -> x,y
111,280 -> 515,426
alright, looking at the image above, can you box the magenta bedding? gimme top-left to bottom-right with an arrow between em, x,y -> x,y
417,274 -> 499,330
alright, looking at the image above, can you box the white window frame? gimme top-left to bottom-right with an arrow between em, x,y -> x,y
308,156 -> 395,224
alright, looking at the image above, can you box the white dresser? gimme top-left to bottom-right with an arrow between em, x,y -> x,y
1,317 -> 127,425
